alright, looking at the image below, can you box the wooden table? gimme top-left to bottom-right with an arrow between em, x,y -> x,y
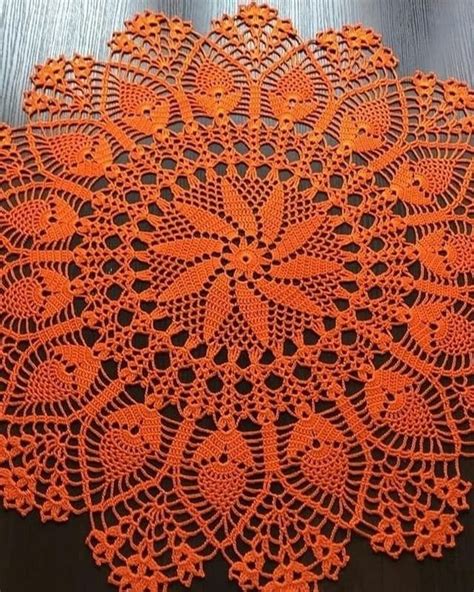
0,1 -> 472,591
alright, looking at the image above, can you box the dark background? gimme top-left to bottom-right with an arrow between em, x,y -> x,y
0,1 -> 473,591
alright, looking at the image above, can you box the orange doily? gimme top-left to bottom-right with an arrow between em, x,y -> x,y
0,4 -> 473,591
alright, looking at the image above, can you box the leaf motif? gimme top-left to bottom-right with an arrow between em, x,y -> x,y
221,179 -> 257,235
257,278 -> 322,316
260,183 -> 284,242
235,282 -> 269,344
270,255 -> 341,278
157,259 -> 217,302
154,238 -> 222,260
272,214 -> 323,260
204,274 -> 232,340
175,202 -> 235,237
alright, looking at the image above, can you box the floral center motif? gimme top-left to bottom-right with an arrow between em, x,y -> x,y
222,237 -> 268,278
153,175 -> 344,348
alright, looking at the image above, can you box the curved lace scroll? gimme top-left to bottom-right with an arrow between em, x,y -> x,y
0,4 -> 473,591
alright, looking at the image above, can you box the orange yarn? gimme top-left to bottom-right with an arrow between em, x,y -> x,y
0,4 -> 473,591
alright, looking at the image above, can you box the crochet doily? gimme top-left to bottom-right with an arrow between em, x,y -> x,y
0,4 -> 473,591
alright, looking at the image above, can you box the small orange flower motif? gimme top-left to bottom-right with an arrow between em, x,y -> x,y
0,123 -> 12,149
169,18 -> 193,45
414,512 -> 462,559
229,551 -> 265,590
0,467 -> 35,516
87,525 -> 129,564
109,32 -> 136,54
370,47 -> 398,69
431,476 -> 471,511
0,435 -> 24,462
316,29 -> 338,50
342,24 -> 381,48
213,15 -> 239,39
270,18 -> 296,43
312,535 -> 350,579
263,560 -> 318,592
129,12 -> 163,37
113,554 -> 166,591
155,180 -> 341,344
240,3 -> 278,28
71,55 -> 94,79
371,516 -> 406,558
32,57 -> 67,89
443,79 -> 474,109
413,71 -> 437,97
172,543 -> 205,586
23,90 -> 59,115
40,483 -> 72,522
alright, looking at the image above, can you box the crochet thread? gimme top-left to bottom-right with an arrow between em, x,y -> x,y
0,4 -> 473,591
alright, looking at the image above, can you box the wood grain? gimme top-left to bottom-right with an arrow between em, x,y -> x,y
0,1 -> 473,591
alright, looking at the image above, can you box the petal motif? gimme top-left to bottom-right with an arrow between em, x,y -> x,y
260,183 -> 284,242
221,179 -> 257,235
203,274 -> 232,340
157,259 -> 218,302
235,282 -> 269,344
272,214 -> 323,260
154,238 -> 222,260
175,202 -> 235,237
270,255 -> 341,278
256,278 -> 322,316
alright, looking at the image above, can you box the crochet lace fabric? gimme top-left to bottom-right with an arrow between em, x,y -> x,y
0,4 -> 473,591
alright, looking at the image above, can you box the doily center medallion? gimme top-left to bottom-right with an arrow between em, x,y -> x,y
0,4 -> 473,592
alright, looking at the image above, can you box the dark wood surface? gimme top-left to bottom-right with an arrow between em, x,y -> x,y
0,1 -> 473,591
